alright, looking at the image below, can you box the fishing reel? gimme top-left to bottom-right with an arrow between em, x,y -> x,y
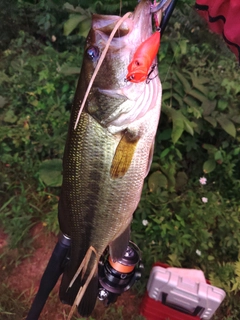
98,242 -> 144,305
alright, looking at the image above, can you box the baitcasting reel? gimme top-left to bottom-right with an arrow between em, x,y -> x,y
98,242 -> 144,305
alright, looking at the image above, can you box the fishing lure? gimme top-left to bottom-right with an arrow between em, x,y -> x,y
125,29 -> 160,83
125,0 -> 174,83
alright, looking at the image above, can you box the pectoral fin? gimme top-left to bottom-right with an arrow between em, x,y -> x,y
110,131 -> 139,179
145,141 -> 155,177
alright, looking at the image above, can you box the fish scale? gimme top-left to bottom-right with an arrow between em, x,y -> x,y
58,0 -> 162,317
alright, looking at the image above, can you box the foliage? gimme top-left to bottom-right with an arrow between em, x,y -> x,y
0,31 -> 80,165
0,28 -> 81,246
0,1 -> 240,319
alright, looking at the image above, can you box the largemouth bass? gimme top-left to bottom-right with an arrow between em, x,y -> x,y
58,0 -> 162,317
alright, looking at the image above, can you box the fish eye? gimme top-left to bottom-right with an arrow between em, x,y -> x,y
86,46 -> 99,61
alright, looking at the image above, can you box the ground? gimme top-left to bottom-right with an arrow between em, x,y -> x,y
1,224 -> 143,320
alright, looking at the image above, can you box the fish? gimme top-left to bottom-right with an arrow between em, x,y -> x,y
58,0 -> 162,317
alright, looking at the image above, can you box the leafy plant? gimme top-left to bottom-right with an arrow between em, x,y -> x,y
0,29 -> 82,246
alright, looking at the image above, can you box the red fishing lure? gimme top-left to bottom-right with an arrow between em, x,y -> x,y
125,30 -> 160,83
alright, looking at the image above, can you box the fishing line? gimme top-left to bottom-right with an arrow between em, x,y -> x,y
74,11 -> 132,130
119,0 -> 122,16
118,0 -> 122,40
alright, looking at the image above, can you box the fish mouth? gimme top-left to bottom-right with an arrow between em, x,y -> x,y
88,0 -> 153,92
130,0 -> 153,38
92,0 -> 153,48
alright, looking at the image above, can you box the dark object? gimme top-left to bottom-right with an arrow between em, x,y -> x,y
159,0 -> 178,35
25,238 -> 142,319
195,0 -> 240,63
26,233 -> 71,320
98,242 -> 143,305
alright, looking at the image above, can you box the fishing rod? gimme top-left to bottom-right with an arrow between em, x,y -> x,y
25,234 -> 71,320
159,0 -> 178,35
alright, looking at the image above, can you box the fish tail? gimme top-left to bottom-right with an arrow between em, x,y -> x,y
77,273 -> 99,317
60,247 -> 99,318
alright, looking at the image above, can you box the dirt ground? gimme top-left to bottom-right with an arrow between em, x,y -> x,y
3,224 -> 143,320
